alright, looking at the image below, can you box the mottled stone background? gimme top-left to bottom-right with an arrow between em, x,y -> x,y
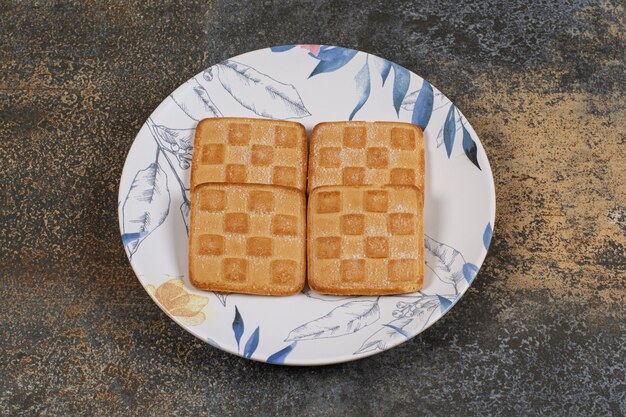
1,1 -> 624,416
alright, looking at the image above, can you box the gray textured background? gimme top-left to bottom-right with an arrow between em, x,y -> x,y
1,1 -> 625,416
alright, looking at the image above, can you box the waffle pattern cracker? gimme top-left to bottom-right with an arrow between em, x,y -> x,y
308,121 -> 424,193
308,185 -> 424,295
192,117 -> 307,191
189,183 -> 306,295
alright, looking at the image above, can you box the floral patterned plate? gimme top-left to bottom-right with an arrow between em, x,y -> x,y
118,45 -> 496,365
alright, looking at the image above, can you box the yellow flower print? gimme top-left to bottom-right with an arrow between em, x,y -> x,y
146,278 -> 209,326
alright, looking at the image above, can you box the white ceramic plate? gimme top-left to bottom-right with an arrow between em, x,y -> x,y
118,45 -> 495,365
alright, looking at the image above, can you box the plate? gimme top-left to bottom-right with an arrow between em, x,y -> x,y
118,45 -> 495,365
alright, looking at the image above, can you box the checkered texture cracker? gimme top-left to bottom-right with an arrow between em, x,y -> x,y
307,185 -> 424,295
192,118 -> 307,191
189,183 -> 306,295
308,121 -> 424,193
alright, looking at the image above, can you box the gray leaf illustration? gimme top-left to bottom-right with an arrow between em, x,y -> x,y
400,89 -> 420,111
424,234 -> 466,286
216,60 -> 311,119
170,78 -> 222,121
286,300 -> 380,341
146,119 -> 193,170
122,163 -> 170,256
180,200 -> 190,235
402,89 -> 444,111
354,317 -> 412,354
354,299 -> 439,354
302,288 -> 352,302
214,292 -> 228,307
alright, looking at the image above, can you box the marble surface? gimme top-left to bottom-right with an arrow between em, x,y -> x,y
1,1 -> 624,415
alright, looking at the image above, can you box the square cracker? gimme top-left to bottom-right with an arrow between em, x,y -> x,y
189,183 -> 306,295
192,118 -> 308,192
308,121 -> 424,193
307,185 -> 424,295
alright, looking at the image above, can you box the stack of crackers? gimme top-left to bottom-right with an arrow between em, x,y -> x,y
189,118 -> 308,295
307,122 -> 424,295
189,118 -> 424,296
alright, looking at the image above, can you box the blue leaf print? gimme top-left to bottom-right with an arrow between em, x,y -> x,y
267,342 -> 297,364
309,48 -> 358,77
382,324 -> 410,339
309,45 -> 332,58
462,124 -> 481,170
270,45 -> 296,52
443,105 -> 456,158
232,306 -> 244,351
462,263 -> 479,283
315,46 -> 351,60
380,59 -> 392,85
391,63 -> 410,116
411,80 -> 434,130
437,295 -> 453,313
121,232 -> 146,246
483,222 -> 493,250
243,326 -> 260,358
349,60 -> 371,120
